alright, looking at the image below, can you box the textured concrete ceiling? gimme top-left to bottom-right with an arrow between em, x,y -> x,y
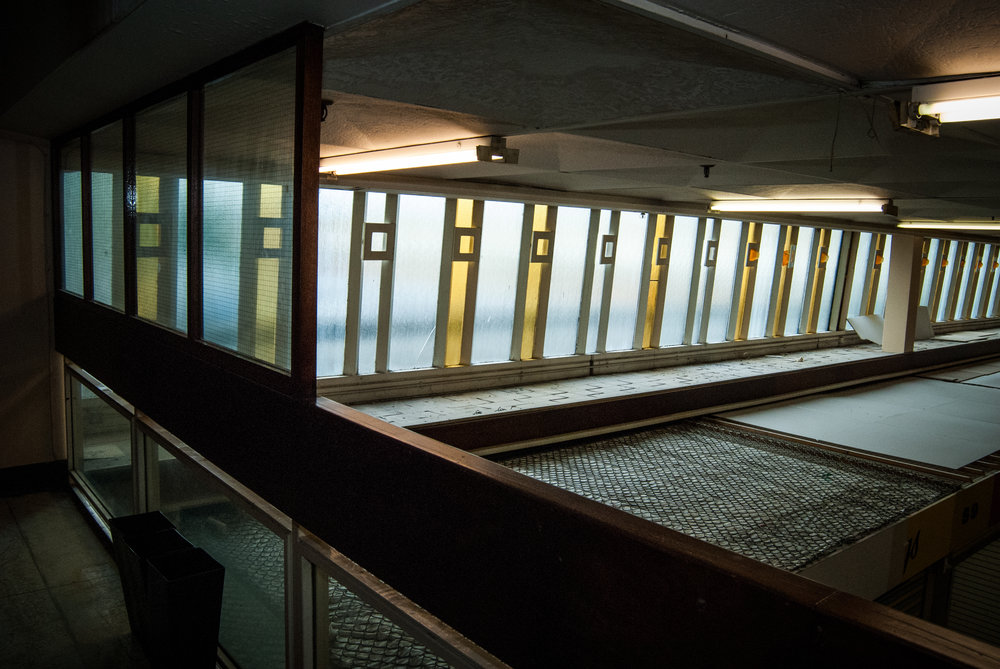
319,0 -> 1000,231
5,0 -> 1000,233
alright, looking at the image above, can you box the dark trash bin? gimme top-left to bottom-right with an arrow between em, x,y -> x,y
109,513 -> 224,668
110,512 -> 192,647
146,546 -> 225,669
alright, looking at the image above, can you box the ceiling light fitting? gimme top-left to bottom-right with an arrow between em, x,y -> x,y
709,199 -> 896,215
902,76 -> 1000,135
318,136 -> 518,175
897,220 -> 1000,231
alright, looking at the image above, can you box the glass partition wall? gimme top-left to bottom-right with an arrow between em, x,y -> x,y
66,366 -> 491,669
315,187 -> 1000,383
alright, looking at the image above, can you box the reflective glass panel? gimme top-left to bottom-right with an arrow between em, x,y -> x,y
320,570 -> 451,668
358,192 -> 386,375
61,139 -> 84,295
389,195 -> 445,371
953,243 -> 976,319
747,224 -> 780,339
784,226 -> 814,336
155,445 -> 285,669
544,206 -> 590,356
317,189 -> 354,376
874,236 -> 892,317
706,219 -> 742,342
846,232 -> 872,326
605,211 -> 647,351
91,120 -> 125,310
136,94 -> 188,332
471,200 -> 524,363
971,244 -> 991,317
919,238 -> 940,307
816,229 -> 844,332
937,242 -> 960,321
70,377 -> 133,518
659,216 -> 698,345
203,49 -> 296,369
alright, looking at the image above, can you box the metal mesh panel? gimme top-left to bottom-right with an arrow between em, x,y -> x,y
501,419 -> 958,571
327,581 -> 452,668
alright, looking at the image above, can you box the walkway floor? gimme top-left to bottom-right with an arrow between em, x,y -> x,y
350,329 -> 1000,428
0,488 -> 150,669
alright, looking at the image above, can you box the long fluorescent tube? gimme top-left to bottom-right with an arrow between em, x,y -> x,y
319,136 -> 517,175
898,220 -> 1000,231
913,76 -> 1000,123
709,199 -> 892,214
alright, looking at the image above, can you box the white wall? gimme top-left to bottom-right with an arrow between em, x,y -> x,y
0,132 -> 63,468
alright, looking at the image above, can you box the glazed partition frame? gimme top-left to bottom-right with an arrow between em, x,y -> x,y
52,21 -> 1000,669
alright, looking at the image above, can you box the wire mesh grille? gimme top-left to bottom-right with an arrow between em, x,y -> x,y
327,581 -> 452,668
500,419 -> 959,571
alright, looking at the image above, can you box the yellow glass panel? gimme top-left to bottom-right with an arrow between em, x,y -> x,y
263,227 -> 282,250
254,257 -> 279,364
136,175 -> 160,214
139,223 -> 161,248
521,263 -> 541,360
136,257 -> 159,321
445,263 -> 469,367
259,184 -> 283,219
459,233 -> 476,255
455,198 -> 474,227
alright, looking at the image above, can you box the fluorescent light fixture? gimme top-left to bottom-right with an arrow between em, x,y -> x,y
709,199 -> 894,214
897,220 -> 1000,231
319,136 -> 517,175
913,76 -> 1000,123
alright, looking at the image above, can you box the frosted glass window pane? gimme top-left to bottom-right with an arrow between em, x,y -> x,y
659,216 -> 697,345
136,94 -> 188,332
816,229 -> 843,332
784,227 -> 815,335
919,238 -> 940,306
71,379 -> 132,519
605,211 -> 647,351
91,120 -> 124,310
747,224 -> 780,339
706,219 -> 742,342
155,447 -> 285,669
203,49 -> 296,369
990,262 -> 1000,317
389,195 -> 445,371
937,243 -> 960,321
317,189 -> 354,376
202,180 -> 243,351
874,236 -> 892,317
61,140 -> 84,295
846,232 -> 873,326
971,245 -> 991,317
471,200 -> 524,363
544,206 -> 590,356
954,243 -> 976,319
357,193 -> 387,375
585,210 -> 612,353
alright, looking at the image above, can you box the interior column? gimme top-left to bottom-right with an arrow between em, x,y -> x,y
882,233 -> 923,353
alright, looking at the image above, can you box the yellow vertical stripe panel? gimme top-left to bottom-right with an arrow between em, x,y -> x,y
520,205 -> 549,360
446,262 -> 469,367
456,198 -> 474,227
521,263 -> 542,360
136,175 -> 160,214
259,184 -> 283,219
642,214 -> 668,348
136,257 -> 159,321
254,257 -> 279,365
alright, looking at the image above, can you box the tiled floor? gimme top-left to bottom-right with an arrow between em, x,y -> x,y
0,489 -> 150,669
350,330 -> 1000,427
